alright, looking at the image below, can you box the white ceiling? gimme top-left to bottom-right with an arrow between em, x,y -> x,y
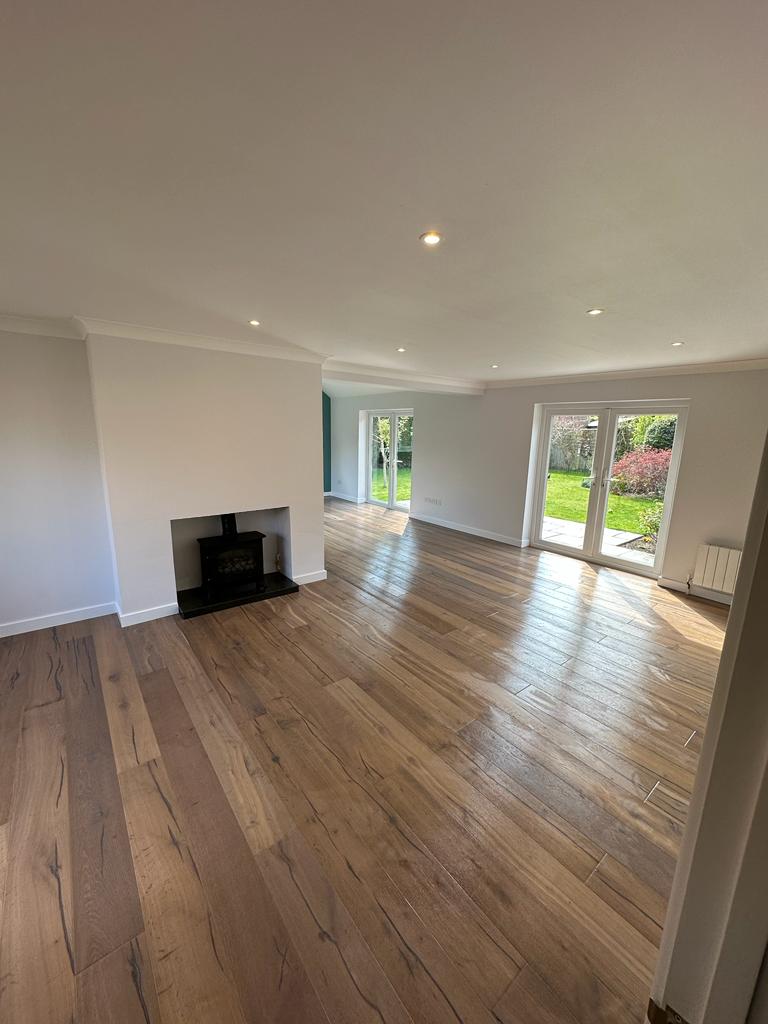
2,1 -> 768,384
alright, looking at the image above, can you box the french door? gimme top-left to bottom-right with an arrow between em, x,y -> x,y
532,404 -> 687,576
367,411 -> 414,510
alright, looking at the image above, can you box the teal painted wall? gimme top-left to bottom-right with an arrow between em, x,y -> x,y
322,391 -> 331,492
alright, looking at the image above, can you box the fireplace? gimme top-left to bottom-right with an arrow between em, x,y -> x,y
175,510 -> 298,619
199,513 -> 266,601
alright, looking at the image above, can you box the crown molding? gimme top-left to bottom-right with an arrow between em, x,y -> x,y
5,311 -> 766,386
0,314 -> 84,340
0,311 -> 327,364
75,317 -> 326,364
322,355 -> 768,395
322,361 -> 485,396
483,357 -> 768,389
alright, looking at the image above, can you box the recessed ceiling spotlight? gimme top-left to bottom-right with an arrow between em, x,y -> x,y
586,308 -> 604,316
671,340 -> 685,347
396,347 -> 406,352
419,231 -> 442,246
248,319 -> 260,327
491,364 -> 499,369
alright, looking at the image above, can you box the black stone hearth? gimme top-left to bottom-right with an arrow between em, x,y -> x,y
177,512 -> 298,619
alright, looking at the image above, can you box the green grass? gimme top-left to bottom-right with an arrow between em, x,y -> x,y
369,466 -> 656,528
544,470 -> 658,533
371,467 -> 412,503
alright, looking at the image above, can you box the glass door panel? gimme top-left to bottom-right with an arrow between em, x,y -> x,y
535,404 -> 685,576
598,412 -> 679,570
368,410 -> 415,509
394,414 -> 413,510
368,414 -> 392,505
540,412 -> 601,550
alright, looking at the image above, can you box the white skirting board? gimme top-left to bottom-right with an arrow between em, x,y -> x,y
0,601 -> 117,639
658,576 -> 734,606
2,570 -> 330,637
118,602 -> 179,627
408,512 -> 527,547
293,570 -> 328,585
328,492 -> 365,503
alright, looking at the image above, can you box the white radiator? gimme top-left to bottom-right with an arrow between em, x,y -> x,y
692,544 -> 742,596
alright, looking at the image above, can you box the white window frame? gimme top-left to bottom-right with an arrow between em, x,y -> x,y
365,408 -> 414,510
531,400 -> 689,578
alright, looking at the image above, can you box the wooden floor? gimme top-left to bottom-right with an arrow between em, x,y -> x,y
0,499 -> 728,1024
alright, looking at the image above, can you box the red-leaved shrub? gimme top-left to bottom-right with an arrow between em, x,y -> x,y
612,446 -> 672,496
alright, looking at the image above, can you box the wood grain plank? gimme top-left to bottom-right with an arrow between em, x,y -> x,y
151,618 -> 295,856
0,703 -> 75,1024
245,705 -> 524,1014
119,756 -> 247,1024
123,621 -> 169,677
459,716 -> 676,898
646,780 -> 690,825
64,636 -> 143,971
587,855 -> 666,946
686,730 -> 704,754
139,667 -> 329,1024
0,821 -> 8,936
438,736 -> 602,880
494,964 -> 580,1024
257,828 -> 414,1024
281,592 -> 485,733
75,932 -> 161,1023
27,627 -> 68,708
177,613 -> 271,722
471,705 -> 683,858
90,616 -> 160,773
332,684 -> 661,979
377,763 -> 652,1024
0,634 -> 31,825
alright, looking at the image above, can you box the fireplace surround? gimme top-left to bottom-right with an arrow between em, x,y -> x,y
174,510 -> 298,618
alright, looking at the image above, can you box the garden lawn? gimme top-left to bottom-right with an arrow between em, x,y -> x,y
371,467 -> 412,503
545,470 -> 658,533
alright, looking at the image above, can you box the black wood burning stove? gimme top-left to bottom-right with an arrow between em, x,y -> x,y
176,512 -> 298,619
199,513 -> 266,602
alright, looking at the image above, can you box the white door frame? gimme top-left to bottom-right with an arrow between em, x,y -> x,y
365,409 -> 414,510
531,400 -> 688,578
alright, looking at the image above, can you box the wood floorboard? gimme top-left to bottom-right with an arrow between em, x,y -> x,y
64,635 -> 144,971
0,702 -> 75,1024
243,706 -> 519,1021
0,498 -> 728,1023
75,932 -> 162,1024
0,634 -> 31,826
139,667 -> 329,1024
119,754 -> 248,1023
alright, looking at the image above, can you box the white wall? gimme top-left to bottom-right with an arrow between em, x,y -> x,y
330,369 -> 768,587
651,432 -> 768,1023
0,331 -> 114,636
88,335 -> 326,624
